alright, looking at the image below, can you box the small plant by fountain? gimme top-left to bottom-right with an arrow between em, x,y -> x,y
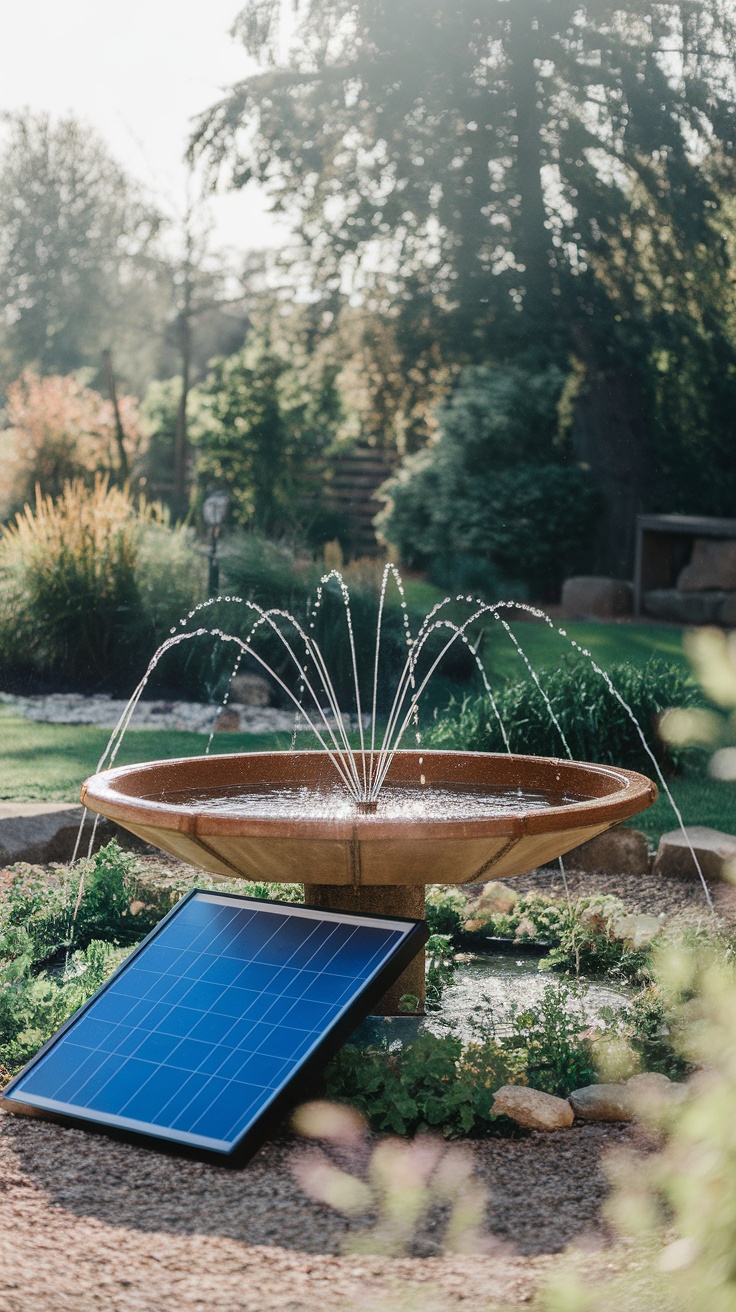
77,566 -> 664,1012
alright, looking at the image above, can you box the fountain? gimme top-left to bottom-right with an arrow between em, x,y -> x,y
78,568 -> 658,1012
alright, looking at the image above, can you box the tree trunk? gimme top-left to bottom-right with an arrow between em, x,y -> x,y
102,349 -> 129,483
572,363 -> 655,577
173,268 -> 192,517
507,7 -> 554,325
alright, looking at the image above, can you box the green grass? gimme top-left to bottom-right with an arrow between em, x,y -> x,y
476,618 -> 686,685
627,767 -> 736,840
0,713 -> 291,803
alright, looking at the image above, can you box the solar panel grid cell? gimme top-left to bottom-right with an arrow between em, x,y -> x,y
4,892 -> 422,1160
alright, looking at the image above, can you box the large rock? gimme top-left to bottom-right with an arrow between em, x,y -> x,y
643,588 -> 728,625
678,538 -> 736,592
611,913 -> 663,950
563,826 -> 650,877
0,802 -> 90,865
0,802 -> 144,866
561,576 -> 633,619
652,825 -> 736,883
492,1085 -> 574,1131
229,673 -> 272,707
569,1084 -> 633,1122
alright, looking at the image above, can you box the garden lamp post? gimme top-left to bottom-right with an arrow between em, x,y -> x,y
202,491 -> 229,597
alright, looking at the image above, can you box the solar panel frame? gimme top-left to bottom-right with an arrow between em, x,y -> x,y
1,890 -> 428,1166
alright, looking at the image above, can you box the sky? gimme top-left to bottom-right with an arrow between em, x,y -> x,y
0,0 -> 290,256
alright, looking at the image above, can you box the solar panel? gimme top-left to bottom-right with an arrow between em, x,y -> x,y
2,891 -> 427,1164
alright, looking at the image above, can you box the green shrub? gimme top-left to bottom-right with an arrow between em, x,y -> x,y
506,979 -> 598,1096
0,477 -> 201,690
376,362 -> 599,598
324,1031 -> 510,1137
543,895 -> 652,982
0,939 -> 124,1081
426,658 -> 703,775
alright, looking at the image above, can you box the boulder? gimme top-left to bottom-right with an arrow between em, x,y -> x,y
476,881 -> 518,914
492,1085 -> 574,1131
611,913 -> 663,950
213,707 -> 242,733
563,826 -> 650,877
561,576 -> 633,620
678,538 -> 736,592
569,1084 -> 633,1122
229,673 -> 272,707
0,802 -> 150,866
643,589 -> 727,625
652,826 -> 736,883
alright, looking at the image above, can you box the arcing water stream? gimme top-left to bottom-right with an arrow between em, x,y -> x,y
70,563 -> 715,914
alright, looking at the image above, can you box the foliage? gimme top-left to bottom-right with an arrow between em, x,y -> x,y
0,371 -> 143,521
425,886 -> 465,940
0,476 -> 201,689
0,939 -> 124,1081
463,890 -> 566,948
424,934 -> 458,1012
292,1101 -> 488,1255
0,111 -> 164,391
194,0 -> 736,529
324,1031 -> 510,1138
427,659 -> 703,776
194,338 -> 342,540
601,938 -> 736,1312
376,362 -> 599,598
542,895 -> 652,983
506,980 -> 598,1097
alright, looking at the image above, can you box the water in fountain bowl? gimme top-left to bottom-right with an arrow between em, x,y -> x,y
147,781 -> 586,821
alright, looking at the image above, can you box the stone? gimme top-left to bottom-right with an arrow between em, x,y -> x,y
0,802 -> 141,865
492,1085 -> 574,1131
563,826 -> 650,877
561,576 -> 633,619
0,802 -> 87,866
652,825 -> 736,883
568,1084 -> 633,1122
678,538 -> 736,592
476,881 -> 518,914
213,707 -> 242,732
643,588 -> 727,625
229,673 -> 272,707
611,913 -> 663,950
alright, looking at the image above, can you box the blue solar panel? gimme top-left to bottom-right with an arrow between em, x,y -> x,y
2,892 -> 426,1161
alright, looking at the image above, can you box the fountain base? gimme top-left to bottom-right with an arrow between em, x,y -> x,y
304,883 -> 425,1014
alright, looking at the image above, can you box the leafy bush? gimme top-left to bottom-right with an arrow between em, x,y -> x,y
0,477 -> 201,689
426,658 -> 703,775
0,370 -> 143,521
505,980 -> 598,1096
0,940 -> 123,1080
324,1031 -> 510,1137
543,895 -> 652,982
376,362 -> 600,598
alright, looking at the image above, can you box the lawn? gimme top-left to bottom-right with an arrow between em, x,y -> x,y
2,617 -> 728,841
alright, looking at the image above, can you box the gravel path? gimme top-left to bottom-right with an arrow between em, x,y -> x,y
0,1110 -> 634,1311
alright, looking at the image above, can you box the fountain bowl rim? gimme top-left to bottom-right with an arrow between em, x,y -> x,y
80,749 -> 657,843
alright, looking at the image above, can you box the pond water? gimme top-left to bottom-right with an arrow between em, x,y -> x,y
351,952 -> 629,1047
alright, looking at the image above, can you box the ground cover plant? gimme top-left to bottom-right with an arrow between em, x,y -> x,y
0,841 -> 696,1135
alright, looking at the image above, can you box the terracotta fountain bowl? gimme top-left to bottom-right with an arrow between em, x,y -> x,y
80,750 -> 657,888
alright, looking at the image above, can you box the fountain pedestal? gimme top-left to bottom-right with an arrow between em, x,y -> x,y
303,883 -> 425,1014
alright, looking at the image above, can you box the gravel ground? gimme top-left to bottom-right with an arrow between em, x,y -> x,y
511,863 -> 736,923
0,1109 -> 635,1311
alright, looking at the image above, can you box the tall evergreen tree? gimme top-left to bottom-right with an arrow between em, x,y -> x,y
195,1 -> 736,569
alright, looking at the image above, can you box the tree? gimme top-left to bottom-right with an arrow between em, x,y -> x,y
0,371 -> 142,521
194,1 -> 736,570
0,112 -> 163,391
194,335 -> 342,538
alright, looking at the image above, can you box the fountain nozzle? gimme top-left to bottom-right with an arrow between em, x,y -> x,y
356,799 -> 378,813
